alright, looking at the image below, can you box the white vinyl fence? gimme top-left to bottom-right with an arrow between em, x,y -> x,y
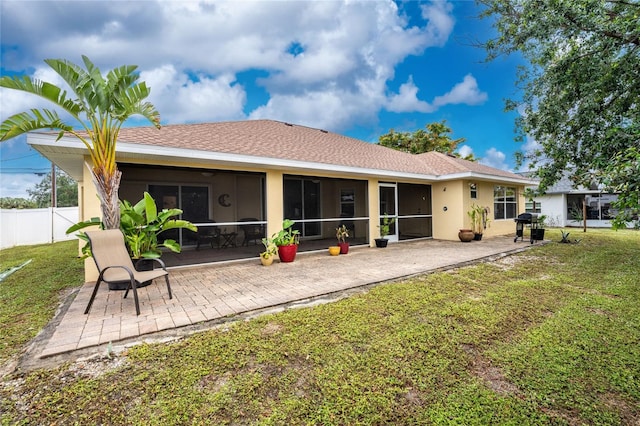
0,207 -> 79,249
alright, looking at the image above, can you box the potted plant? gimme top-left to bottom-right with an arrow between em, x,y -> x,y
375,213 -> 395,248
335,224 -> 350,254
271,219 -> 300,263
531,214 -> 547,241
259,237 -> 277,266
467,204 -> 490,241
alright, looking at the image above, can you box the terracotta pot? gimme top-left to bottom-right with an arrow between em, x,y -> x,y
328,246 -> 340,256
458,229 -> 474,242
260,255 -> 274,266
338,242 -> 349,254
277,244 -> 298,263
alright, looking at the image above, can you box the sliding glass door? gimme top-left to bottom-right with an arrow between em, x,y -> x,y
148,184 -> 209,245
284,178 -> 321,238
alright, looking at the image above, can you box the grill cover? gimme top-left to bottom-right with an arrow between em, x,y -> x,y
515,213 -> 538,223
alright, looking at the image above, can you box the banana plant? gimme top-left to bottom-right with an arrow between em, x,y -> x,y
120,192 -> 197,259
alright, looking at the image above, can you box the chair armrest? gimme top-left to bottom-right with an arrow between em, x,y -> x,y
134,258 -> 167,272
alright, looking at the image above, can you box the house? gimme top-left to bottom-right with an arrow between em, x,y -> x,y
526,174 -> 631,228
27,119 -> 532,279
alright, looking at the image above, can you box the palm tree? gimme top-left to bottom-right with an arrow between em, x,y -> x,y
0,55 -> 160,229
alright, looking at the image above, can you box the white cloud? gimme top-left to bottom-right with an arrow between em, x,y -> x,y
386,73 -> 487,114
386,77 -> 435,113
421,1 -> 456,46
479,147 -> 510,171
433,74 -> 488,107
458,144 -> 474,158
0,173 -> 43,199
140,65 -> 247,123
0,0 -> 458,132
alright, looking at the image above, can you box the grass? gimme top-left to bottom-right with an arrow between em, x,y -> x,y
0,241 -> 84,366
1,229 -> 639,424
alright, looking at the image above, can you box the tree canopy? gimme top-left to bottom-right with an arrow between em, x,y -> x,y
479,0 -> 640,227
27,169 -> 78,208
0,56 -> 160,229
378,120 -> 475,159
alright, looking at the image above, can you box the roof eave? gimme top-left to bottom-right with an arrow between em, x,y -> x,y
28,133 -> 440,182
437,170 -> 535,185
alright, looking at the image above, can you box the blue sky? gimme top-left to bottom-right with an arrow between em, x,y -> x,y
1,0 -> 528,199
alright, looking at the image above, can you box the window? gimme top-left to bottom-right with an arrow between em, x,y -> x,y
470,183 -> 477,199
525,200 -> 541,214
340,189 -> 355,217
494,186 -> 517,219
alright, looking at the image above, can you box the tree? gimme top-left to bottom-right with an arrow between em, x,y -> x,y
27,169 -> 78,208
479,0 -> 640,226
378,120 -> 476,159
0,55 -> 160,229
0,198 -> 36,209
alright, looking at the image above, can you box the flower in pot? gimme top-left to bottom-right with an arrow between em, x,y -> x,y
375,213 -> 395,248
260,237 -> 277,266
335,224 -> 350,254
271,219 -> 300,262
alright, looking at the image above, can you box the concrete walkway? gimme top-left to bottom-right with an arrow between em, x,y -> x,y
23,236 -> 539,370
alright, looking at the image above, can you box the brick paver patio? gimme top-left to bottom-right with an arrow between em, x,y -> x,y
34,237 -> 537,364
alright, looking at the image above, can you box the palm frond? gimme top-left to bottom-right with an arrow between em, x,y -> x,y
0,110 -> 73,141
0,76 -> 83,119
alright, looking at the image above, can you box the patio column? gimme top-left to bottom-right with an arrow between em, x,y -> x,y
265,170 -> 284,238
367,178 -> 379,247
83,157 -> 101,281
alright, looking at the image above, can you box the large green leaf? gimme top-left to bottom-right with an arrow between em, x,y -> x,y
143,192 -> 158,223
161,239 -> 182,253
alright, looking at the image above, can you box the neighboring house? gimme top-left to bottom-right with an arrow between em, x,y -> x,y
526,174 -> 630,228
28,119 -> 531,277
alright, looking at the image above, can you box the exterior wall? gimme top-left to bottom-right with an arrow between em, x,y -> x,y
432,180 -> 526,241
431,180 -> 465,240
536,194 -> 566,227
77,152 -> 527,279
367,178 -> 379,245
82,158 -> 101,281
265,171 -> 284,238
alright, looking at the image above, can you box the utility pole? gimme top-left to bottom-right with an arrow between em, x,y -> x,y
51,163 -> 57,208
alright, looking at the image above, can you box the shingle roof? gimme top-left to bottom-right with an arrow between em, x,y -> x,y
116,119 -> 429,175
114,119 -> 526,181
416,151 -> 529,180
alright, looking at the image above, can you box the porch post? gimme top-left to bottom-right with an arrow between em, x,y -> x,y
367,178 -> 379,247
265,170 -> 284,238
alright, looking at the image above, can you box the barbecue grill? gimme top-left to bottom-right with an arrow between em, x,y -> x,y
514,212 -> 544,244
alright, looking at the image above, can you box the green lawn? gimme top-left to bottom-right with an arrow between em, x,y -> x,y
1,229 -> 639,424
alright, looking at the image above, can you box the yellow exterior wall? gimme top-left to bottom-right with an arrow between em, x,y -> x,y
265,170 -> 284,238
431,180 -> 465,240
82,158 -> 102,281
77,152 -> 527,279
367,178 -> 379,246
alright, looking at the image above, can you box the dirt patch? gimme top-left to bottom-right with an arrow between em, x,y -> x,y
600,391 -> 640,425
491,255 -> 538,271
261,322 -> 284,336
460,343 -> 521,397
